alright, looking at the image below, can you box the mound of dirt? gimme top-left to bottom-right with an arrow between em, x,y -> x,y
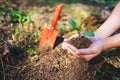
20,47 -> 88,80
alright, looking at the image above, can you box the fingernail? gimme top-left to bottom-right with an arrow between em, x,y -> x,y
64,39 -> 67,41
61,43 -> 65,49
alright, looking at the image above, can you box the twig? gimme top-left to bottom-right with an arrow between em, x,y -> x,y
0,54 -> 6,80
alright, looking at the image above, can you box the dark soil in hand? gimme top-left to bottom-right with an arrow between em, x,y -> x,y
68,36 -> 92,49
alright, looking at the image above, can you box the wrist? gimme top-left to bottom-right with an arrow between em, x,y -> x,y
101,38 -> 107,51
102,38 -> 114,51
94,31 -> 107,40
102,34 -> 120,50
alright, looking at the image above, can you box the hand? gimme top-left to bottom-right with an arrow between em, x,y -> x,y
62,33 -> 104,61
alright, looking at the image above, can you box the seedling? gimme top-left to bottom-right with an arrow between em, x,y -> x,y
0,7 -> 31,26
68,19 -> 94,37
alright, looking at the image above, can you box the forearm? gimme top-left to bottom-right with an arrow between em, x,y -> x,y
102,33 -> 120,50
95,2 -> 120,39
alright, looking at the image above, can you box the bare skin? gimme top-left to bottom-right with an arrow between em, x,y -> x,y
62,2 -> 120,61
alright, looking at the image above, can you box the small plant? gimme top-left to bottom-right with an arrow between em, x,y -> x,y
10,11 -> 31,26
68,19 -> 95,37
0,7 -> 31,26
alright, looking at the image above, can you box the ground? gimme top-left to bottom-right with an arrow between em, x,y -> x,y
0,1 -> 120,80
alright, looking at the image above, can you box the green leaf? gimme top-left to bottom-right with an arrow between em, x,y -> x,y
68,19 -> 77,29
116,57 -> 120,62
26,48 -> 34,54
83,31 -> 95,37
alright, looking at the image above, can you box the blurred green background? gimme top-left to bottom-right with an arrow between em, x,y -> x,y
1,0 -> 120,7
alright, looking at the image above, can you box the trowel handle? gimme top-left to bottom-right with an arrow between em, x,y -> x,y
51,4 -> 62,30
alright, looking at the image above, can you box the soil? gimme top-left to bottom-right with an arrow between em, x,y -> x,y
68,36 -> 92,49
20,47 -> 88,80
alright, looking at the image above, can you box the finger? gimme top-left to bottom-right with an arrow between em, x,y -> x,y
79,54 -> 95,61
76,48 -> 93,55
62,42 -> 71,50
64,34 -> 78,42
63,43 -> 76,54
64,43 -> 81,57
80,53 -> 99,61
61,42 -> 66,49
61,42 -> 79,56
61,42 -> 71,50
63,42 -> 78,52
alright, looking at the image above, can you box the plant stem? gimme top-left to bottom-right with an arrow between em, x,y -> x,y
77,31 -> 81,40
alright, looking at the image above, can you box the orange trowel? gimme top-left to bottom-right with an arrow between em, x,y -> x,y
39,4 -> 63,48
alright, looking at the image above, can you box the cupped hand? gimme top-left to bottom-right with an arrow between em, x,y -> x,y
62,33 -> 104,61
